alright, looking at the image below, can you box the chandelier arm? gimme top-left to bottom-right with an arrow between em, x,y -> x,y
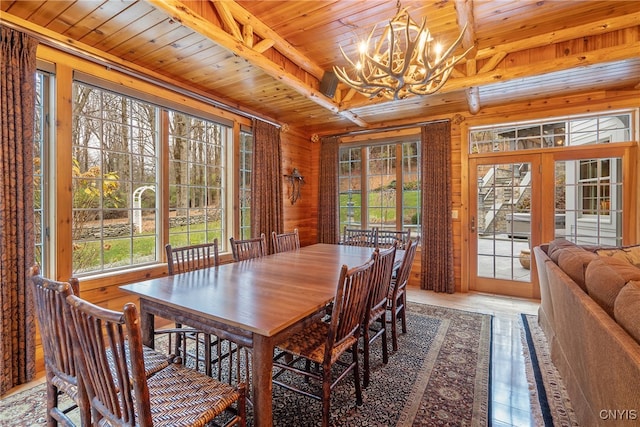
359,67 -> 403,93
408,66 -> 454,96
426,44 -> 473,84
360,52 -> 401,84
336,60 -> 397,96
424,53 -> 464,86
335,68 -> 372,91
429,23 -> 468,69
373,23 -> 389,58
397,15 -> 420,77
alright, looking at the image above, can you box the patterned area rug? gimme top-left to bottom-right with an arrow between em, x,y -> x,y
520,314 -> 579,427
0,303 -> 492,426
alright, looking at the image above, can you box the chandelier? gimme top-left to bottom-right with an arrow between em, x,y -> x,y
333,4 -> 472,101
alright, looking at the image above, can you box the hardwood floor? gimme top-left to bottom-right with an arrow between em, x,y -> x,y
406,287 -> 541,427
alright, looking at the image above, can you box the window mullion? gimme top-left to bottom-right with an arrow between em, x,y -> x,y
396,144 -> 403,229
361,147 -> 368,228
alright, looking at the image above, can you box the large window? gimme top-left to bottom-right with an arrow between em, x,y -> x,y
33,71 -> 51,272
70,82 -> 250,275
469,112 -> 632,153
168,112 -> 227,249
339,141 -> 420,238
72,83 -> 159,274
239,129 -> 253,240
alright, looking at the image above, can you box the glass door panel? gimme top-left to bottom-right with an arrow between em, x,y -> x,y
554,157 -> 623,246
476,161 -> 533,283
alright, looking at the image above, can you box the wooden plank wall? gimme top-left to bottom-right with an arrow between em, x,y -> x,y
280,128 -> 318,245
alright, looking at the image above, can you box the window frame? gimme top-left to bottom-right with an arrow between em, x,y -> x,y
39,65 -> 253,278
469,111 -> 633,154
166,110 -> 231,252
34,70 -> 53,276
338,139 -> 421,238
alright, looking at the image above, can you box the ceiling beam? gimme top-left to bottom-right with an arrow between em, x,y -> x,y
479,52 -> 508,73
454,0 -> 480,114
150,0 -> 367,127
455,0 -> 477,58
212,1 -> 243,41
466,87 -> 480,115
217,0 -> 325,80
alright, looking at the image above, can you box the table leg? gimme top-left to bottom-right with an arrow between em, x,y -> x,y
139,300 -> 155,348
252,334 -> 274,427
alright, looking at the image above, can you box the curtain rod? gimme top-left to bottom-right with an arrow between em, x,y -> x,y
328,118 -> 450,139
1,18 -> 281,128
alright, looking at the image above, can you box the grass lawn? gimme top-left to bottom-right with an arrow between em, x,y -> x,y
339,190 -> 419,224
73,221 -> 221,272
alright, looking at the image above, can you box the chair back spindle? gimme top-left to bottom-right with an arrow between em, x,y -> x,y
376,229 -> 412,250
166,240 -> 219,275
387,237 -> 420,351
230,233 -> 267,261
342,227 -> 377,247
328,260 -> 374,356
272,229 -> 300,253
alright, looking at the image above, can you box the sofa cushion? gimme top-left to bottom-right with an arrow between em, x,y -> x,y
556,248 -> 598,293
548,238 -> 577,263
585,257 -> 640,317
596,244 -> 640,268
614,280 -> 640,345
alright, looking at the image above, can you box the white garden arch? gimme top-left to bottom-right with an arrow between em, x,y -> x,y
133,185 -> 156,233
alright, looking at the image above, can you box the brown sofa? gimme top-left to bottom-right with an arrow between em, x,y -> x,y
534,239 -> 640,426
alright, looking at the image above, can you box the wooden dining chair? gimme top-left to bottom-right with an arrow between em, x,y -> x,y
342,226 -> 377,247
387,237 -> 419,351
29,266 -> 89,426
167,241 -> 252,404
271,228 -> 300,253
64,294 -> 246,427
377,228 -> 412,250
29,266 -> 170,426
362,244 -> 397,388
230,233 -> 267,261
272,258 -> 375,427
158,241 -> 221,376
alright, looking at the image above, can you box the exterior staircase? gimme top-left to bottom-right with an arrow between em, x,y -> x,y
477,164 -> 531,235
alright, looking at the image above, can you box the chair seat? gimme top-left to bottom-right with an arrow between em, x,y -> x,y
277,320 -> 358,365
141,363 -> 241,427
141,345 -> 171,376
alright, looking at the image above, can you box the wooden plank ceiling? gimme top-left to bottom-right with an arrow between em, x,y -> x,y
2,0 -> 639,136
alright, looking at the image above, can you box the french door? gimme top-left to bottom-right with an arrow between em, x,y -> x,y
467,146 -> 633,298
469,154 -> 541,298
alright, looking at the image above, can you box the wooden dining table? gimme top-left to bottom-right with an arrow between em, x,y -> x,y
120,243 -> 397,426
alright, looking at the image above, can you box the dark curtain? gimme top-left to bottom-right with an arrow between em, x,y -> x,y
0,26 -> 38,395
317,136 -> 339,244
251,119 -> 283,253
420,121 -> 455,293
